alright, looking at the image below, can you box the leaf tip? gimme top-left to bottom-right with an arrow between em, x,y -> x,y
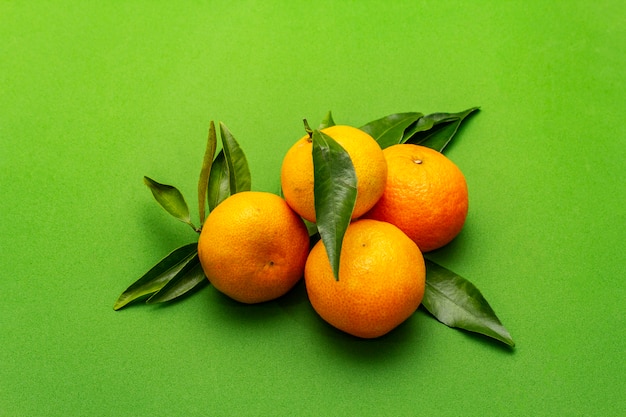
218,121 -> 231,136
112,298 -> 125,311
501,331 -> 516,347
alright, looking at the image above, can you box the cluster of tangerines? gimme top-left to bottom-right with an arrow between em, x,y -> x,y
198,125 -> 468,338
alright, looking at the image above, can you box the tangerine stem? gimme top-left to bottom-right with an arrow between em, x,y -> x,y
303,119 -> 313,141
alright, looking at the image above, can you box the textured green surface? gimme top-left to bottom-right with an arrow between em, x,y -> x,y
1,1 -> 624,416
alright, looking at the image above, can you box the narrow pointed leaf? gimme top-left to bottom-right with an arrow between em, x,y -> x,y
418,122 -> 462,152
198,121 -> 217,225
144,176 -> 194,228
318,111 -> 336,129
312,130 -> 357,281
303,218 -> 319,237
220,122 -> 251,195
360,112 -> 422,149
113,243 -> 198,310
146,253 -> 208,304
404,107 -> 480,152
304,218 -> 321,247
207,150 -> 231,211
400,115 -> 436,140
421,259 -> 515,347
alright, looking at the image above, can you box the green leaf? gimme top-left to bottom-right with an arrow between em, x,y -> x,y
113,243 -> 198,310
318,111 -> 336,129
207,150 -> 231,211
303,218 -> 321,247
400,115 -> 436,140
144,176 -> 196,231
403,107 -> 480,152
312,129 -> 357,281
146,253 -> 208,304
198,121 -> 217,226
220,122 -> 251,195
360,112 -> 423,149
421,259 -> 515,347
302,218 -> 319,237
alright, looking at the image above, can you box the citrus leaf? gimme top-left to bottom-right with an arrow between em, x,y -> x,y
360,112 -> 422,149
421,259 -> 515,347
399,115 -> 436,140
198,121 -> 217,225
319,111 -> 336,129
403,107 -> 480,152
144,176 -> 196,230
303,218 -> 319,237
146,253 -> 208,304
113,243 -> 198,310
220,122 -> 251,195
312,129 -> 357,281
207,150 -> 231,211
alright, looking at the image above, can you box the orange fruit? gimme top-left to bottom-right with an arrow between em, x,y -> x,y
197,191 -> 310,304
280,125 -> 387,223
364,144 -> 468,253
304,219 -> 425,338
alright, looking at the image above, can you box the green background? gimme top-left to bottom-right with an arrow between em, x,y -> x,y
1,1 -> 624,416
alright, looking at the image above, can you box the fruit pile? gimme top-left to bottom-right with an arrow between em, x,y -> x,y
114,109 -> 514,347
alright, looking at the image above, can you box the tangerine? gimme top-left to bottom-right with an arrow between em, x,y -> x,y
364,144 -> 468,252
280,125 -> 387,223
304,219 -> 425,338
197,191 -> 310,303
